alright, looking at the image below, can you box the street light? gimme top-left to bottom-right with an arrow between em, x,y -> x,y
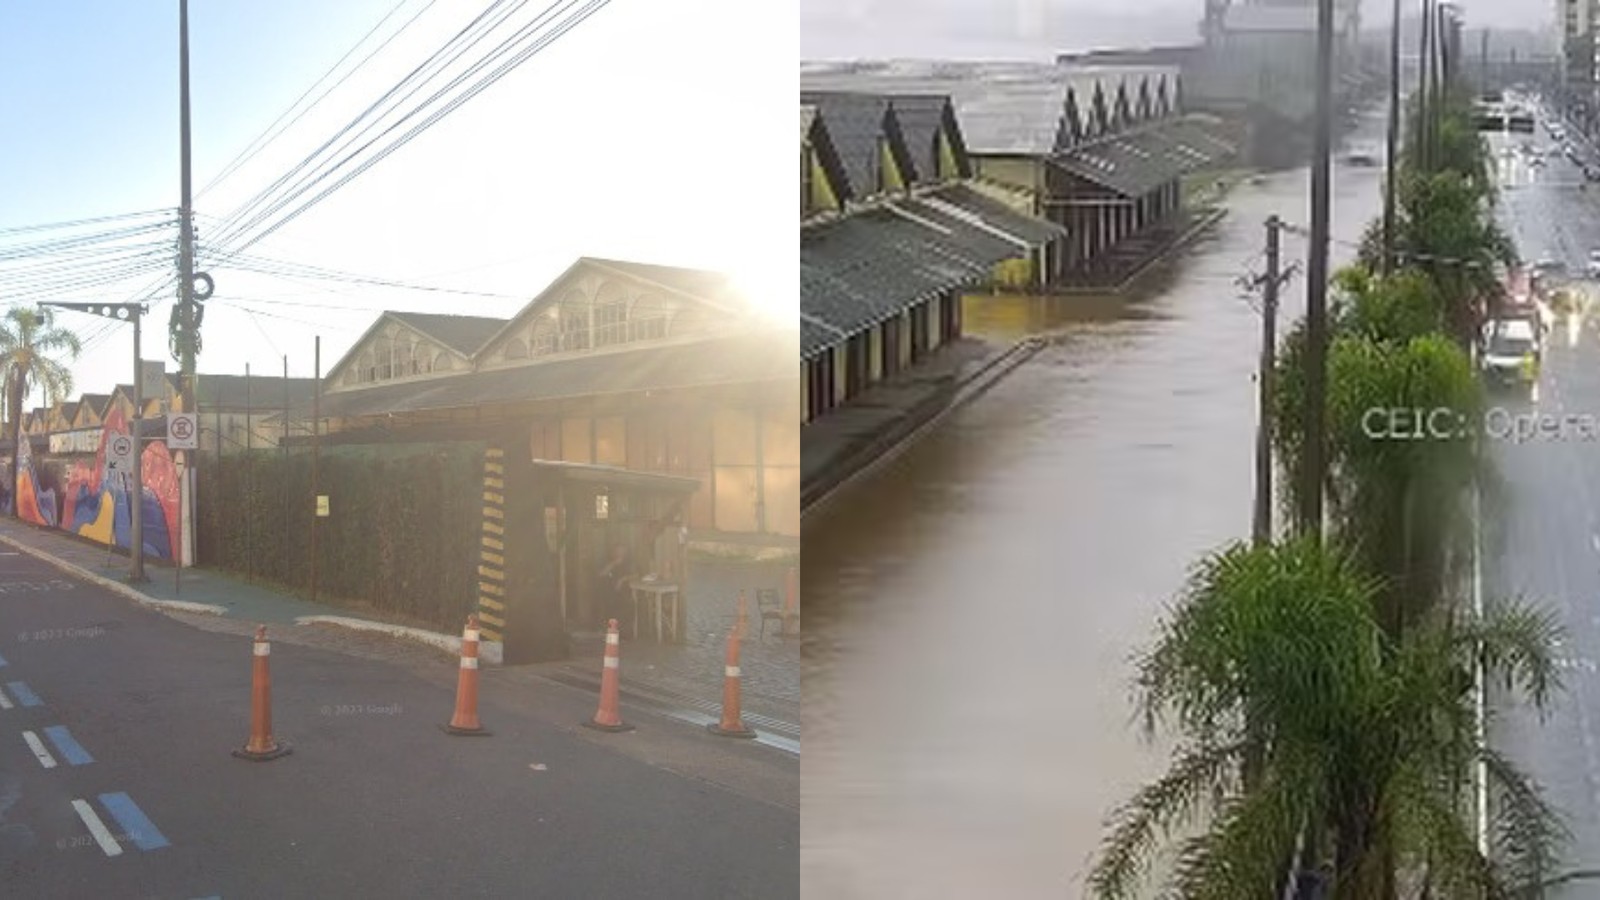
39,302 -> 149,583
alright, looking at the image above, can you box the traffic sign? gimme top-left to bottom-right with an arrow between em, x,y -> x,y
107,435 -> 134,472
167,413 -> 197,450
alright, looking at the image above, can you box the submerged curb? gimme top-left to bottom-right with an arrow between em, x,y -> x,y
294,615 -> 504,666
0,533 -> 228,617
802,337 -> 1044,523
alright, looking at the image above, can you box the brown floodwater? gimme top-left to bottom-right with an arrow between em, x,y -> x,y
801,114 -> 1389,898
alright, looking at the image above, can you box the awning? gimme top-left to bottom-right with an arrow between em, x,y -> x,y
532,461 -> 701,494
908,183 -> 1067,247
1052,116 -> 1235,198
801,205 -> 1022,359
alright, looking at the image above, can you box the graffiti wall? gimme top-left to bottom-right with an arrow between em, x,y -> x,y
18,409 -> 181,560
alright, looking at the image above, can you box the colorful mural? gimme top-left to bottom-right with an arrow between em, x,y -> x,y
39,408 -> 182,560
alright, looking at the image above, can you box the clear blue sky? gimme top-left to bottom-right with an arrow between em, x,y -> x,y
0,0 -> 795,404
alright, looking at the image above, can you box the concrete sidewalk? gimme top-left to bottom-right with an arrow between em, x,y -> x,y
0,517 -> 800,746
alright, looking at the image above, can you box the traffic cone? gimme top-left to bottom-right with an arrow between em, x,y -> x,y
233,625 -> 291,761
707,618 -> 757,740
782,567 -> 800,636
582,619 -> 634,733
442,614 -> 491,736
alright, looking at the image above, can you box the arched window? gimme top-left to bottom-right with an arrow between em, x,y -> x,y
594,281 -> 629,347
434,352 -> 454,372
358,351 -> 376,383
372,339 -> 393,380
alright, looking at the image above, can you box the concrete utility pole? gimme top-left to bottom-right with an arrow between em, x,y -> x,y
177,0 -> 197,416
1301,0 -> 1336,540
1254,216 -> 1283,548
41,303 -> 149,583
1382,0 -> 1402,275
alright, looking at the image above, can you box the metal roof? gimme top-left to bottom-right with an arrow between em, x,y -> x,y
799,92 -> 894,199
800,182 -> 1051,359
384,313 -> 510,356
1053,115 -> 1234,197
304,331 -> 795,420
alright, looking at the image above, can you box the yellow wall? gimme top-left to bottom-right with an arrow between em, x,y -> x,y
993,257 -> 1035,291
973,156 -> 1041,196
808,151 -> 839,213
937,128 -> 959,180
880,138 -> 904,193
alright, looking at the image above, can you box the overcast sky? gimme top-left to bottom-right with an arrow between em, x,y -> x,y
805,0 -> 1554,59
0,0 -> 793,408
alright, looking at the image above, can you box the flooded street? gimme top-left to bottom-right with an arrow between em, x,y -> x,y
801,113 -> 1387,898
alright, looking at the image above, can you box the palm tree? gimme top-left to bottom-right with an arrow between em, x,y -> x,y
1087,539 -> 1564,899
0,307 -> 81,514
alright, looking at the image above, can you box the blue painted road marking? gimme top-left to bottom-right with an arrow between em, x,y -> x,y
42,725 -> 93,765
5,681 -> 41,707
98,792 -> 169,852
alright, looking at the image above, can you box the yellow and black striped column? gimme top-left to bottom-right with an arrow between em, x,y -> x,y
476,447 -> 508,643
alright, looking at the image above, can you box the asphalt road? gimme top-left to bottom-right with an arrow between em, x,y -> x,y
0,549 -> 798,899
1485,128 -> 1600,894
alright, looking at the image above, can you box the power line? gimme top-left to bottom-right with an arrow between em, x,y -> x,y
224,0 -> 612,258
211,250 -> 527,300
206,0 -> 528,249
0,209 -> 175,238
196,0 -> 440,200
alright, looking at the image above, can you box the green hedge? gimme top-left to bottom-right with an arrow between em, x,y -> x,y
196,443 -> 483,632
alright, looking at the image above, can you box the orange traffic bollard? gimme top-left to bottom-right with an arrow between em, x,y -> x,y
233,625 -> 291,761
707,618 -> 757,740
442,614 -> 491,736
583,619 -> 634,733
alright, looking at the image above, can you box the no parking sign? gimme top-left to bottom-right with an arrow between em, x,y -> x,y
166,413 -> 197,450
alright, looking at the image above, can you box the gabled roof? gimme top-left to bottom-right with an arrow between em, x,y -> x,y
578,257 -> 741,309
56,403 -> 78,423
304,330 -> 794,420
798,92 -> 898,200
383,313 -> 509,357
76,394 -> 110,419
881,95 -> 969,183
326,311 -> 511,387
472,257 -> 747,363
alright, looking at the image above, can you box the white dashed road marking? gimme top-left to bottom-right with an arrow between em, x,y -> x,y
22,730 -> 56,768
69,799 -> 123,857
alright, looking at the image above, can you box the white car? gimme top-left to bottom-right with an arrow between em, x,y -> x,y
1481,318 -> 1541,388
1587,250 -> 1600,279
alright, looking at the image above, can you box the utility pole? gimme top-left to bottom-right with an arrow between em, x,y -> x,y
1417,0 -> 1431,171
1382,0 -> 1402,275
1301,0 -> 1335,540
310,337 -> 320,603
1480,28 -> 1489,97
42,303 -> 149,583
176,0 -> 196,416
1254,216 -> 1284,547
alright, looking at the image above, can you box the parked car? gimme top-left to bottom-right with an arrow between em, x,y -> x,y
1587,249 -> 1600,279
